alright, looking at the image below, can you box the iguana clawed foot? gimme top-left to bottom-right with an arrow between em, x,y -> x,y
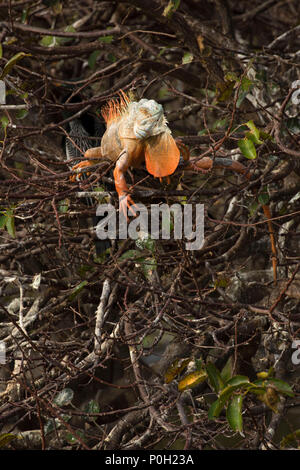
70,160 -> 94,182
119,194 -> 137,218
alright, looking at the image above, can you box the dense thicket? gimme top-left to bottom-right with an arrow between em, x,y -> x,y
0,0 -> 299,450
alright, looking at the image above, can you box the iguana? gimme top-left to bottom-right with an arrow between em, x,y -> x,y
69,92 -> 279,281
71,91 -> 249,215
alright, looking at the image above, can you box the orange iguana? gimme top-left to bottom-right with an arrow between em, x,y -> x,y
71,91 -> 249,215
69,92 -> 279,281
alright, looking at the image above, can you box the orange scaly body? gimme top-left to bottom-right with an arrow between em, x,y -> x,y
73,91 -> 180,215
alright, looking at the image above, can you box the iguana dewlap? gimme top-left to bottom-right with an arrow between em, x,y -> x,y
73,92 -> 180,215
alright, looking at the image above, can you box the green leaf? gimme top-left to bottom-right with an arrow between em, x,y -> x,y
224,375 -> 250,387
69,281 -> 88,300
206,362 -> 224,394
241,77 -> 253,92
246,120 -> 259,137
248,200 -> 259,217
135,236 -> 156,253
144,238 -> 156,252
98,35 -> 113,43
51,0 -> 62,14
0,52 -> 31,79
44,414 -> 71,435
16,108 -> 28,120
236,89 -> 249,108
280,429 -> 300,449
107,53 -> 116,62
286,117 -> 300,135
6,212 -> 15,238
40,27 -> 75,47
238,137 -> 257,159
220,356 -> 233,383
64,25 -> 76,33
0,433 -> 19,448
209,382 -> 244,419
165,358 -> 190,384
0,208 -> 16,237
224,72 -> 239,82
0,115 -> 9,129
213,390 -> 234,414
40,35 -> 56,47
58,198 -> 70,213
84,399 -> 100,415
140,257 -> 157,280
226,394 -> 244,434
255,378 -> 294,397
77,264 -> 94,277
195,358 -> 203,370
216,376 -> 250,412
216,81 -> 235,102
21,8 -> 29,23
208,376 -> 250,420
88,50 -> 101,69
245,131 -> 262,145
66,430 -> 85,445
44,419 -> 55,435
258,189 -> 269,205
157,47 -> 167,58
257,387 -> 279,412
0,44 -> 2,58
119,249 -> 141,260
163,0 -> 181,17
208,397 -> 226,419
178,369 -> 207,392
182,52 -> 194,64
214,277 -> 229,289
207,399 -> 224,419
247,384 -> 267,396
245,120 -> 263,144
212,117 -> 228,131
14,162 -> 25,177
0,215 -> 7,229
259,130 -> 273,141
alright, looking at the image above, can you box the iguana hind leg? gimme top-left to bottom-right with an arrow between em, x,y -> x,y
185,156 -> 250,178
175,138 -> 250,178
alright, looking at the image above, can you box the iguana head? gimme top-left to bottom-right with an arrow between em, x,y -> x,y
130,99 -> 168,139
102,92 -> 168,139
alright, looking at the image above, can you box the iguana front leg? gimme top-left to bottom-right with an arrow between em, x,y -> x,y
114,150 -> 137,217
70,146 -> 103,181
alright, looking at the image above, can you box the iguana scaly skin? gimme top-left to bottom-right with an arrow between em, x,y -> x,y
72,91 -> 180,215
71,91 -> 249,215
